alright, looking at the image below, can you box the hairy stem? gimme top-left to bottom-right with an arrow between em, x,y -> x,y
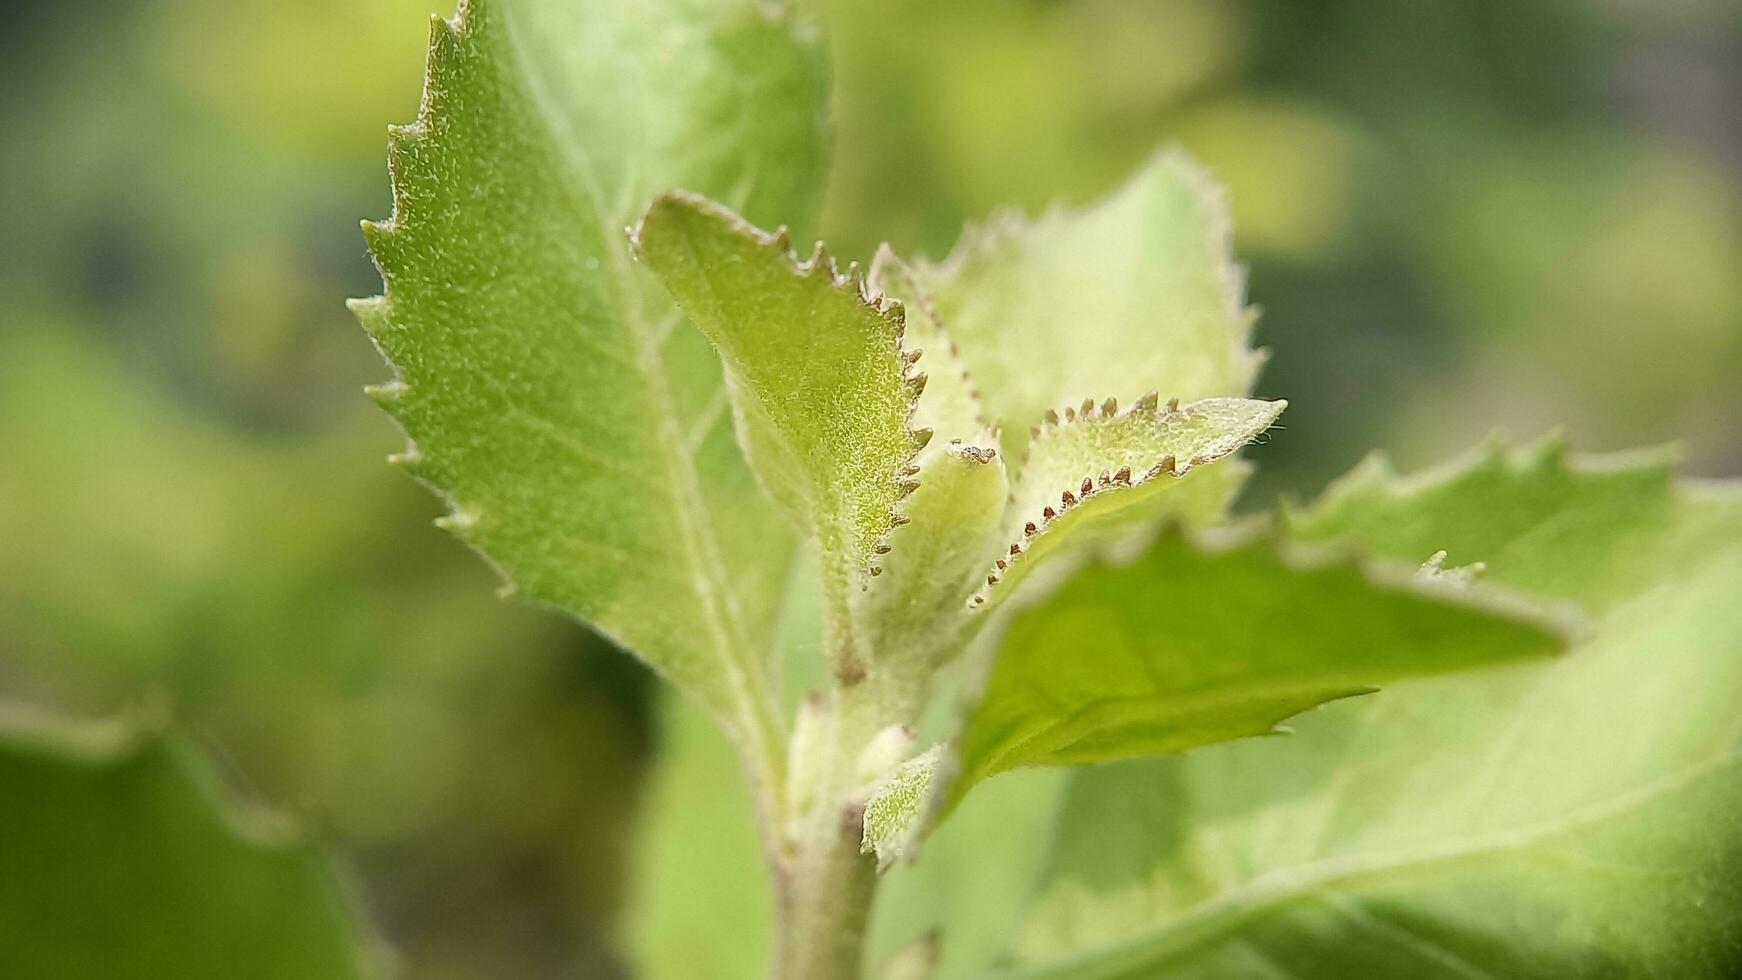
773,791 -> 878,979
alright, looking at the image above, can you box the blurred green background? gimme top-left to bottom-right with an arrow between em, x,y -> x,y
2,0 -> 1737,977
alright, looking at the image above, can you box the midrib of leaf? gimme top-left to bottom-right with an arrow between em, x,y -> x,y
967,682 -> 1373,786
494,7 -> 786,795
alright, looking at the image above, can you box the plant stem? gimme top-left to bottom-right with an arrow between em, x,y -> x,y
773,799 -> 878,979
769,541 -> 925,978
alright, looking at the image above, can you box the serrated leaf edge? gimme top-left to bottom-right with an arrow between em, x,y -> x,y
969,395 -> 1285,608
913,146 -> 1268,397
631,190 -> 933,578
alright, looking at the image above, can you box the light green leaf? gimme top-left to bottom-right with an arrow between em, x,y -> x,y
910,150 -> 1264,465
1005,438 -> 1742,979
973,396 -> 1287,610
352,0 -> 827,767
866,442 -> 1009,677
868,769 -> 1069,979
626,695 -> 773,980
0,715 -> 376,980
633,192 -> 929,591
863,744 -> 945,870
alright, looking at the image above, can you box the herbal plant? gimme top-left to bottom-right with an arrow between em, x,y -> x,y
352,2 -> 1742,978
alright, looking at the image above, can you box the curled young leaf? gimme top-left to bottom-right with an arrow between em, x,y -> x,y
972,396 -> 1287,610
633,192 -> 929,585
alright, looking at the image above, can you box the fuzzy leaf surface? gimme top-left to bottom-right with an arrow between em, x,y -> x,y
634,192 -> 927,584
352,0 -> 826,758
868,247 -> 988,446
0,721 -> 373,980
911,151 -> 1263,467
1002,440 -> 1742,979
866,442 -> 1009,675
974,396 -> 1286,610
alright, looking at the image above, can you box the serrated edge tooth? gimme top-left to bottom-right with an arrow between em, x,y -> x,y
1080,477 -> 1093,496
1023,522 -> 1038,536
972,595 -> 985,606
1102,397 -> 1117,415
869,565 -> 883,576
913,427 -> 934,449
1081,398 -> 1096,416
1009,543 -> 1022,556
898,479 -> 921,497
1135,391 -> 1159,412
902,349 -> 923,366
1166,397 -> 1180,412
1099,471 -> 1112,486
1061,489 -> 1076,506
910,373 -> 928,396
986,574 -> 999,587
1161,454 -> 1178,475
892,514 -> 912,526
995,559 -> 1007,570
1044,409 -> 1060,426
874,544 -> 892,555
900,463 -> 921,476
1042,506 -> 1056,519
1114,466 -> 1132,484
1064,406 -> 1077,422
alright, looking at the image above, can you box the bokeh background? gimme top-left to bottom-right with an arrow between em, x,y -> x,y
3,0 -> 1738,977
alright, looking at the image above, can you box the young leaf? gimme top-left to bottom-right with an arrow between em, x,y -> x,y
865,442 -> 1009,677
974,396 -> 1286,610
352,0 -> 826,769
910,150 -> 1263,464
0,717 -> 375,980
868,247 -> 990,446
862,522 -> 1566,867
1004,439 -> 1742,979
632,193 -> 929,588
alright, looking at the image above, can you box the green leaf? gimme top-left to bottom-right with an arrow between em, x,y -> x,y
352,0 -> 827,767
973,396 -> 1287,611
0,715 -> 375,980
633,192 -> 929,591
959,521 -> 1564,791
626,696 -> 773,980
863,521 -> 1565,866
909,151 -> 1263,465
1004,439 -> 1742,978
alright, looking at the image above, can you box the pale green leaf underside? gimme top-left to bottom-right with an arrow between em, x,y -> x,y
352,0 -> 827,755
1007,439 -> 1742,979
633,192 -> 927,580
863,523 -> 1564,868
974,396 -> 1287,609
911,150 -> 1263,466
867,442 -> 1009,676
0,719 -> 372,980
